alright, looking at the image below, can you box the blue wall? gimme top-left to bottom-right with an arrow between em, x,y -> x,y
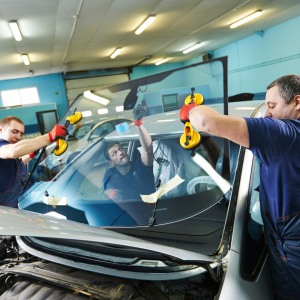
0,73 -> 68,121
183,15 -> 300,99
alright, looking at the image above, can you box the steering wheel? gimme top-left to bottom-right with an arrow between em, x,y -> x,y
187,176 -> 217,195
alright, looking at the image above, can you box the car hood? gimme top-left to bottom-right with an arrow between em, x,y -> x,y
0,206 -> 219,264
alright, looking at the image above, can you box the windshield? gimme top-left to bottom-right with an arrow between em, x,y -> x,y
21,133 -> 231,227
24,57 -> 228,200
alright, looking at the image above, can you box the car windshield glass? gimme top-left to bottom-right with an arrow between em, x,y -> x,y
25,133 -> 231,227
24,58 -> 226,195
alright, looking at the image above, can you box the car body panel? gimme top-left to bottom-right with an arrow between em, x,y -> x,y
0,206 -> 218,264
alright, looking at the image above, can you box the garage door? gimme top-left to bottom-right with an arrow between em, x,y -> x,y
65,74 -> 129,107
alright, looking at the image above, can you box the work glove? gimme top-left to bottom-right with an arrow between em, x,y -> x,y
134,99 -> 147,126
48,125 -> 68,143
179,101 -> 197,124
29,149 -> 40,159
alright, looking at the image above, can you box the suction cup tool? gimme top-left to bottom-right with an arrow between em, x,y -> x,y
54,139 -> 68,156
66,112 -> 83,125
180,122 -> 201,150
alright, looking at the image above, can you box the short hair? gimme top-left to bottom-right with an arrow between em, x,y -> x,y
0,116 -> 24,128
267,74 -> 300,104
104,142 -> 121,161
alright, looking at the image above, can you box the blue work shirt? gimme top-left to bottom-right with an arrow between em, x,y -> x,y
245,117 -> 300,228
0,139 -> 26,193
103,156 -> 156,202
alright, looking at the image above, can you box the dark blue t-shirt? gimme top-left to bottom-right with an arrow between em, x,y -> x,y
0,139 -> 25,193
245,117 -> 300,227
102,157 -> 156,202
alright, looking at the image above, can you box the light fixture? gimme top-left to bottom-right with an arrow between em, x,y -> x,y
183,43 -> 201,54
98,108 -> 108,115
22,54 -> 30,65
82,111 -> 92,117
116,106 -> 124,112
135,15 -> 156,35
230,11 -> 262,29
155,58 -> 168,65
83,91 -> 110,105
9,21 -> 22,41
111,48 -> 122,59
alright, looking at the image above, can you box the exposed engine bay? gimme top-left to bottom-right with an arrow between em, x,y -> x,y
0,236 -> 219,300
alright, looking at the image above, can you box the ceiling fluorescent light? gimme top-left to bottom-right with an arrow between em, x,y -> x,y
135,15 -> 156,35
116,106 -> 124,112
230,11 -> 262,29
22,54 -> 30,65
155,58 -> 168,65
9,21 -> 22,41
83,91 -> 110,106
183,43 -> 201,54
111,48 -> 122,59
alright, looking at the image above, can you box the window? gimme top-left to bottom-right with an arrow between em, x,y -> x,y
162,94 -> 178,112
241,157 -> 267,281
1,87 -> 40,107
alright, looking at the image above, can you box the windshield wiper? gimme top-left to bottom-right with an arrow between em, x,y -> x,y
149,179 -> 161,226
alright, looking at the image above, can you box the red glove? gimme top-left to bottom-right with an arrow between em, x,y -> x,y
48,125 -> 68,143
134,99 -> 147,126
29,149 -> 40,159
179,101 -> 197,124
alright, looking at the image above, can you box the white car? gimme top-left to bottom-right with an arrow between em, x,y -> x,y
0,59 -> 274,299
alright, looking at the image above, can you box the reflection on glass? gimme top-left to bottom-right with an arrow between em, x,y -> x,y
23,134 -> 231,227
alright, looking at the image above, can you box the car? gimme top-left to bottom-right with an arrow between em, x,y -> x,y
0,59 -> 274,299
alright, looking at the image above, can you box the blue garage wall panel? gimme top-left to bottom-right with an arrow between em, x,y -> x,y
0,73 -> 68,119
130,63 -> 184,80
183,15 -> 300,99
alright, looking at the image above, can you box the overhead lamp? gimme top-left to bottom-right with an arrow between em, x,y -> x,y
111,48 -> 122,59
183,43 -> 201,54
9,21 -> 22,41
230,11 -> 262,29
155,58 -> 168,65
116,106 -> 124,112
83,91 -> 110,106
135,15 -> 156,35
98,108 -> 108,115
21,54 -> 30,65
82,111 -> 92,117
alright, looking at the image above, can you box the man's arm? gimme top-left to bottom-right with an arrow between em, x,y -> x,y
134,99 -> 153,167
0,135 -> 50,159
21,154 -> 33,165
189,105 -> 249,148
137,125 -> 153,167
0,124 -> 68,160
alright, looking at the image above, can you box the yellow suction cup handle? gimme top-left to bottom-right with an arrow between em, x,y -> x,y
54,139 -> 68,156
185,93 -> 204,106
180,122 -> 201,150
66,112 -> 83,125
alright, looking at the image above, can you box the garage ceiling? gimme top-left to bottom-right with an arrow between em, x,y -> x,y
0,0 -> 300,81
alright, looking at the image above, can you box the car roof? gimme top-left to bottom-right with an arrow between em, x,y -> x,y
105,100 -> 265,140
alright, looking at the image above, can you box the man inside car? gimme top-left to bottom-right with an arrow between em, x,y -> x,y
102,100 -> 155,223
181,74 -> 300,300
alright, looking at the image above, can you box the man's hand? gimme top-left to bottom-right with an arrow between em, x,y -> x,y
179,101 -> 197,124
48,125 -> 68,143
28,148 -> 40,159
134,99 -> 147,126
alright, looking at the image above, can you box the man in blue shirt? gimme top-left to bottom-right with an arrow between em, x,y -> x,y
0,116 -> 68,208
102,100 -> 155,224
181,74 -> 300,300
